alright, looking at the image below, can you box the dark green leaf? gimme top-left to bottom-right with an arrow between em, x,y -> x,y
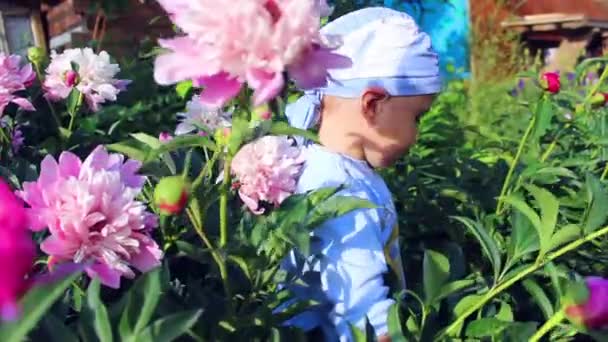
503,322 -> 538,341
507,211 -> 540,269
175,241 -> 210,265
423,249 -> 450,303
306,196 -> 376,230
496,302 -> 514,322
435,279 -> 477,302
465,318 -> 511,338
452,217 -> 502,281
350,324 -> 367,342
133,268 -> 163,334
133,309 -> 202,342
41,314 -> 78,342
0,270 -> 82,342
107,141 -> 148,161
584,174 -> 608,234
522,279 -> 554,319
131,133 -> 161,149
86,279 -> 113,342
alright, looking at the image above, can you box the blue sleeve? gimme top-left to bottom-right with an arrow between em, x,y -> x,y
314,187 -> 394,338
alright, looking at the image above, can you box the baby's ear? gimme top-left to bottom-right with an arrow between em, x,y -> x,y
360,88 -> 389,122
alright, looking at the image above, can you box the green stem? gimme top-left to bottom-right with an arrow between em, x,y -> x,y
186,207 -> 234,313
540,124 -> 569,162
67,92 -> 84,133
529,310 -> 565,342
495,115 -> 537,215
219,157 -> 232,248
440,225 -> 608,338
0,126 -> 9,145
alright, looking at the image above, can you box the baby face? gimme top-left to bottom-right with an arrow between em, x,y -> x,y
361,92 -> 435,168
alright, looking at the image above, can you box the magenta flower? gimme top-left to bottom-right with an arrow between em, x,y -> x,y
541,72 -> 560,94
231,136 -> 304,214
0,53 -> 36,115
158,132 -> 173,143
154,0 -> 350,107
18,146 -> 162,288
0,179 -> 34,321
44,48 -> 130,112
565,277 -> 608,329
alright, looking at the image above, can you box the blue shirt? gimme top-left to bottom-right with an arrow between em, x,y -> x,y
282,144 -> 405,341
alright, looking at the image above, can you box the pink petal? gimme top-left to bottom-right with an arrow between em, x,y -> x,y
239,191 -> 264,215
154,37 -> 218,85
86,263 -> 122,289
38,155 -> 60,187
40,235 -> 75,258
195,72 -> 243,108
25,208 -> 47,232
130,242 -> 163,273
58,152 -> 82,178
11,97 -> 35,111
288,49 -> 352,89
246,69 -> 284,106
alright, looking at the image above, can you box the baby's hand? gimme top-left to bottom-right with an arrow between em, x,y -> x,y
378,335 -> 391,342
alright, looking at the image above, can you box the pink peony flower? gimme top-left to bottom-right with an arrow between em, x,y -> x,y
0,53 -> 36,115
44,48 -> 130,112
231,136 -> 304,214
154,0 -> 350,107
0,178 -> 35,321
18,146 -> 162,289
565,277 -> 608,329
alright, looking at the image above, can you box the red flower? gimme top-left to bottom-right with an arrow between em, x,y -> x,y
541,72 -> 560,94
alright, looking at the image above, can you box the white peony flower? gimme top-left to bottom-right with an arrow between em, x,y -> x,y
43,48 -> 130,112
175,95 -> 232,135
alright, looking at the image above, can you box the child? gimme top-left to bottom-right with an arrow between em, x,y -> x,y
282,7 -> 441,341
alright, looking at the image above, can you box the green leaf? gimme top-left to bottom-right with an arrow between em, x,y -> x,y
496,302 -> 514,322
507,211 -> 540,270
350,324 -> 367,342
228,255 -> 252,281
131,133 -> 162,149
584,174 -> 608,234
465,318 -> 511,338
133,309 -> 202,342
270,121 -> 319,143
502,322 -> 538,341
452,217 -> 502,281
435,279 -> 477,302
0,270 -> 82,342
176,80 -> 193,99
59,127 -> 72,140
107,142 -> 148,161
388,303 -> 407,342
133,268 -> 163,334
175,240 -> 210,265
423,249 -> 450,304
503,193 -> 542,231
532,98 -> 554,141
525,185 -> 560,253
86,279 -> 113,342
522,279 -> 554,319
452,295 -> 485,335
145,135 -> 216,162
66,88 -> 81,115
547,224 -> 581,251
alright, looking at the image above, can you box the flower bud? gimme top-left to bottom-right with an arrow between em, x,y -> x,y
27,47 -> 45,65
564,277 -> 608,329
154,176 -> 190,215
540,72 -> 560,94
591,93 -> 608,108
214,127 -> 232,146
64,70 -> 79,87
253,103 -> 272,121
158,132 -> 173,143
